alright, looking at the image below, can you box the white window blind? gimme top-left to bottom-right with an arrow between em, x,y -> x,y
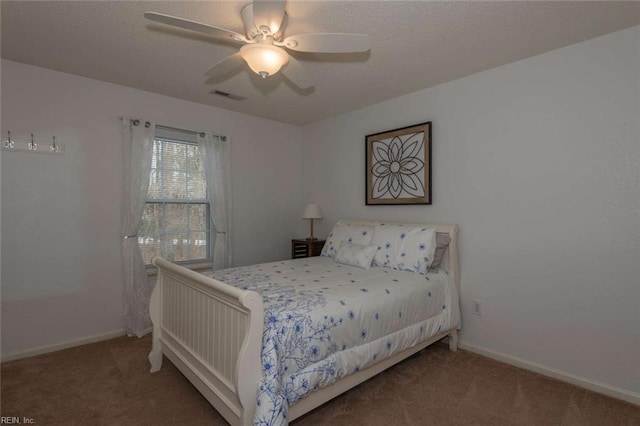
138,133 -> 211,265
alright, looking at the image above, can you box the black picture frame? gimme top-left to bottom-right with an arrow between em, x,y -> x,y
365,122 -> 432,205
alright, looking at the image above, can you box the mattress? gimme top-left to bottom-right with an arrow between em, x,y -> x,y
203,256 -> 460,425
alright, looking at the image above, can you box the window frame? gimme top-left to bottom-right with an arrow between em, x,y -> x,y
139,135 -> 213,269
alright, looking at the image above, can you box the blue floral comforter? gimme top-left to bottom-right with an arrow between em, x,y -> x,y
204,256 -> 459,426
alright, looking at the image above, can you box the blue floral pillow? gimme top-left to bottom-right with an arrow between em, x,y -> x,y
320,222 -> 374,258
371,222 -> 401,268
396,227 -> 437,274
372,222 -> 437,274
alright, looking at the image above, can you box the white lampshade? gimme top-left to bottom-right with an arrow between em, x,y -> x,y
302,204 -> 322,219
240,43 -> 289,78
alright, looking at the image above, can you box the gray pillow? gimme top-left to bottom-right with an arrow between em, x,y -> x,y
429,233 -> 451,271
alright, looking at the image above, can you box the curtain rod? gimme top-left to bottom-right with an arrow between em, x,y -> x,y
121,117 -> 226,141
156,124 -> 226,142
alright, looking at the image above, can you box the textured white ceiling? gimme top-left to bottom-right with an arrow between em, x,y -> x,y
2,1 -> 639,125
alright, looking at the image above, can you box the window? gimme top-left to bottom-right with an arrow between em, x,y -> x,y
138,133 -> 210,265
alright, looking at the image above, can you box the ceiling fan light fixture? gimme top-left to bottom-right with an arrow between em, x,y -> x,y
240,43 -> 289,78
144,1 -> 371,90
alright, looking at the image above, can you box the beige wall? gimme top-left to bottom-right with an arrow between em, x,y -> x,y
1,60 -> 303,357
301,26 -> 640,395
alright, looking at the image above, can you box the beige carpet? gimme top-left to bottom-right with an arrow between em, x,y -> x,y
1,336 -> 638,425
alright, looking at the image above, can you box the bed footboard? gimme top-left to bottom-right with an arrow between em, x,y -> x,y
149,257 -> 263,426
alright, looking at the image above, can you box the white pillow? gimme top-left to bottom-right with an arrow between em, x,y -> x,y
320,222 -> 374,258
335,242 -> 377,269
371,222 -> 437,274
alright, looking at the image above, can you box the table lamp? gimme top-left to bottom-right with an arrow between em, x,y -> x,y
302,204 -> 322,240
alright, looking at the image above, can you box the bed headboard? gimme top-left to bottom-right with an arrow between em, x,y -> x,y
338,220 -> 460,295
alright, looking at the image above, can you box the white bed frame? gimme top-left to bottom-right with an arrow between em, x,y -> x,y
148,221 -> 460,425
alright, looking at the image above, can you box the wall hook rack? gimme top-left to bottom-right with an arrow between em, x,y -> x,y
2,131 -> 65,155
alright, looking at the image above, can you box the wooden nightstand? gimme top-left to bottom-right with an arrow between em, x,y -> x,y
291,239 -> 325,259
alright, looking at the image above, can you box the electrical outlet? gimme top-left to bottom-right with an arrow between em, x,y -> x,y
472,300 -> 482,316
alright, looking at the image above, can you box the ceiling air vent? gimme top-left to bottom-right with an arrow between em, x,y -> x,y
210,90 -> 246,101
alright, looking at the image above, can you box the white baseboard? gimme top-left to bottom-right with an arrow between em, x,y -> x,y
458,342 -> 640,406
3,332 -> 637,406
1,329 -> 127,363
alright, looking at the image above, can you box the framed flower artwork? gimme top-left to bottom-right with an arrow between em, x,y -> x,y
365,122 -> 431,205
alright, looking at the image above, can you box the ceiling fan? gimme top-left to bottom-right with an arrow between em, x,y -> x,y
144,0 -> 371,89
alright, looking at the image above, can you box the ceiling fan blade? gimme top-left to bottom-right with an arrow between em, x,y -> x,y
281,56 -> 313,89
272,12 -> 288,40
144,12 -> 249,43
252,0 -> 286,34
204,53 -> 245,78
282,33 -> 371,53
241,3 -> 258,39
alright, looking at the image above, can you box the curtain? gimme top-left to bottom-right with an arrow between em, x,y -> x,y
199,132 -> 232,270
121,118 -> 155,337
